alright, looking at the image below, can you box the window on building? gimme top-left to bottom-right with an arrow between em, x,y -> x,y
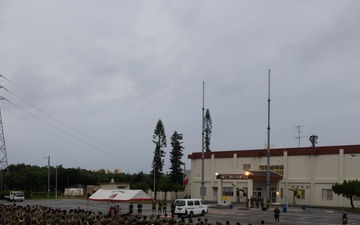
243,187 -> 248,197
253,188 -> 262,197
200,187 -> 207,196
259,165 -> 284,175
322,189 -> 333,200
222,187 -> 233,196
243,164 -> 251,171
270,188 -> 277,203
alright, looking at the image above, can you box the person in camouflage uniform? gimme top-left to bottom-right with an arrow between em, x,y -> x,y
137,202 -> 143,216
129,202 -> 134,215
157,201 -> 162,215
162,201 -> 167,214
152,200 -> 157,215
170,202 -> 176,218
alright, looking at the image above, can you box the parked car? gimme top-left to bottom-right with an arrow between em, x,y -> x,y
174,199 -> 208,217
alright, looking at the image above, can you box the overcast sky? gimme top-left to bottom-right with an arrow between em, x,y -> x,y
0,1 -> 359,174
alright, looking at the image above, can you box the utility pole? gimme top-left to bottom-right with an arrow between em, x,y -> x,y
47,155 -> 50,198
55,165 -> 58,199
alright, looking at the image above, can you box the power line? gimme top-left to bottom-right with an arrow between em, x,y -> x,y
1,75 -> 144,156
0,85 -> 144,161
3,100 -> 144,171
0,74 -> 149,171
2,106 -> 122,166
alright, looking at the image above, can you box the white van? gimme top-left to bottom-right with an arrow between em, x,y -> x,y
7,191 -> 25,202
174,199 -> 208,217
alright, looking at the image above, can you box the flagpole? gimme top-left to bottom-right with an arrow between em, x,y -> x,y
201,81 -> 205,200
266,69 -> 271,206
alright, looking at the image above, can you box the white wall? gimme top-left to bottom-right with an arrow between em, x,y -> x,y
189,148 -> 360,207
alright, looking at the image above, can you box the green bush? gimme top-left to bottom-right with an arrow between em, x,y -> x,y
0,191 -> 8,200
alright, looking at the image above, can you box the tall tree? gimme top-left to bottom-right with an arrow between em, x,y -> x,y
332,180 -> 360,209
169,131 -> 184,185
158,175 -> 173,201
130,172 -> 150,192
151,119 -> 167,200
309,134 -> 318,147
204,109 -> 213,152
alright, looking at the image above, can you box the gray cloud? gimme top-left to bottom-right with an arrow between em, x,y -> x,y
1,0 -> 359,173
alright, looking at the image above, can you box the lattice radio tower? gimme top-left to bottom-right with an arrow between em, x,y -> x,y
294,125 -> 307,147
0,97 -> 9,173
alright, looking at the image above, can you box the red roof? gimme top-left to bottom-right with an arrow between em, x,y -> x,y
188,144 -> 360,159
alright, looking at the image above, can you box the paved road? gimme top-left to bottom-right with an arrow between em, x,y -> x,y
2,199 -> 360,225
208,205 -> 359,225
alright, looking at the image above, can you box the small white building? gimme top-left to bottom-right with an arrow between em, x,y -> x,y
188,144 -> 360,208
64,188 -> 84,196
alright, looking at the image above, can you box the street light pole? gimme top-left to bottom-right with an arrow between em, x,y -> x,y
46,155 -> 50,198
55,165 -> 58,199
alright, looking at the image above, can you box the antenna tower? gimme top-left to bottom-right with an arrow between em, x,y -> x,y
294,125 -> 306,147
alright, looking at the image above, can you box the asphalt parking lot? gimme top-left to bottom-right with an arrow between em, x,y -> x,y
2,199 -> 360,225
208,205 -> 360,225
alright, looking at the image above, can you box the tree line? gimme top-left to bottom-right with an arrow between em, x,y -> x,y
0,113 -> 213,200
0,163 -> 152,196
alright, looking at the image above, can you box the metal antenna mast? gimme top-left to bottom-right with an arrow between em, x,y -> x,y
294,125 -> 306,147
0,97 -> 9,175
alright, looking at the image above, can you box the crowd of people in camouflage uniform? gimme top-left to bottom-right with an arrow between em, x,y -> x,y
0,202 -> 265,225
0,202 -> 195,225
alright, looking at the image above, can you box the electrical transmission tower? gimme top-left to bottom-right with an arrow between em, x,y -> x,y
0,97 -> 9,173
294,125 -> 307,148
